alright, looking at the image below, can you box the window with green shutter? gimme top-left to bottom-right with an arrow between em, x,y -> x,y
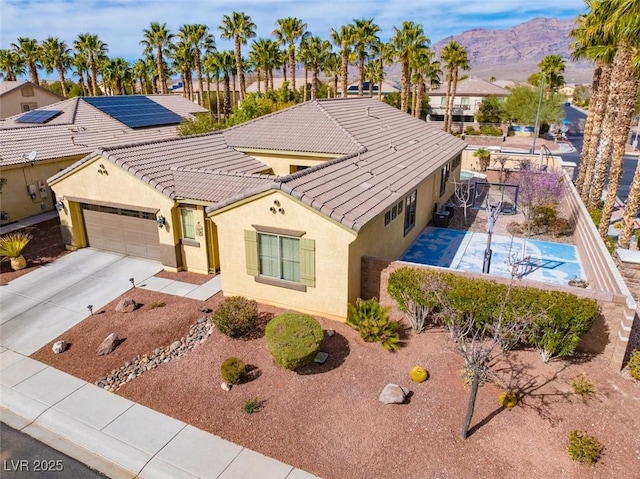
244,229 -> 315,288
180,208 -> 196,240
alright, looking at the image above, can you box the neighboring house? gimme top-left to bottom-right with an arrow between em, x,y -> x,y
246,77 -> 291,93
558,83 -> 577,98
49,97 -> 465,320
0,81 -> 64,119
427,76 -> 509,123
0,95 -> 207,224
337,80 -> 400,97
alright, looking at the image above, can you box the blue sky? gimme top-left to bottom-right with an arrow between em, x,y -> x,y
1,0 -> 587,63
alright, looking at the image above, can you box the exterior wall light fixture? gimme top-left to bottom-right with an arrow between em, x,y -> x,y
156,215 -> 166,228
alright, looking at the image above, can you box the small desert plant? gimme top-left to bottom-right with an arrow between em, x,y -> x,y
243,398 -> 262,414
498,391 -> 518,408
0,232 -> 32,258
220,357 -> 247,385
265,313 -> 324,370
627,349 -> 640,381
571,376 -> 596,398
567,430 -> 603,464
212,296 -> 258,338
347,297 -> 400,351
473,148 -> 491,171
149,300 -> 166,309
410,366 -> 429,383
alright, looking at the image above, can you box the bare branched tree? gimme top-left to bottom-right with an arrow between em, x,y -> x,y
422,271 -> 541,439
450,178 -> 473,226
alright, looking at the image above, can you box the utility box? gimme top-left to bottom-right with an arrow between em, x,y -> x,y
434,210 -> 450,228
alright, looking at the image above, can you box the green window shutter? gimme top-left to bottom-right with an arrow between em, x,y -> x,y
299,238 -> 315,288
244,229 -> 259,276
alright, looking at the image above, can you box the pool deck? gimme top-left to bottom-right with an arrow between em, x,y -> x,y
402,226 -> 584,285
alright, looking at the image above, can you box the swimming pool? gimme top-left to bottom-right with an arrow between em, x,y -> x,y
460,170 -> 475,180
401,226 -> 585,286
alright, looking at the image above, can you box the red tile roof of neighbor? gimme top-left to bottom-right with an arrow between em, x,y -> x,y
51,97 -> 466,231
0,95 -> 206,166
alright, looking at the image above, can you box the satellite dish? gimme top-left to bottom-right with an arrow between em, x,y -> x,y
28,151 -> 37,162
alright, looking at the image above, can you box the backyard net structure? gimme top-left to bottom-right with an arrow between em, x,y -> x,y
471,182 -> 519,214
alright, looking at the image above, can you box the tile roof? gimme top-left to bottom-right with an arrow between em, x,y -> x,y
208,97 -> 467,231
49,133 -> 269,200
172,169 -> 275,202
0,96 -> 206,166
0,80 -> 64,99
222,101 -> 363,155
428,76 -> 508,96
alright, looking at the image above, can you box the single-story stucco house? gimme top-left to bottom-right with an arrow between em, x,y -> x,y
49,97 -> 466,320
0,95 -> 207,224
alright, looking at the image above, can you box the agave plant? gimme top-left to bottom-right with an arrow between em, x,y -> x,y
0,232 -> 32,270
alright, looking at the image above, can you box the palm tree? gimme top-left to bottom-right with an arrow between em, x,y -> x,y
323,52 -> 341,98
371,40 -> 395,101
353,19 -> 380,96
411,49 -> 441,118
178,24 -> 215,107
391,21 -> 430,113
218,50 -> 236,117
249,38 -> 274,92
41,37 -> 72,97
141,22 -> 173,94
74,33 -> 108,96
11,37 -> 41,85
220,11 -> 256,101
132,57 -> 153,94
71,53 -> 90,96
171,40 -> 195,100
204,51 -> 223,119
364,60 -> 383,98
605,0 -> 640,247
0,49 -> 25,81
538,54 -> 566,96
571,0 -> 616,201
331,24 -> 355,98
273,17 -> 308,95
102,57 -> 131,95
302,36 -> 332,100
440,40 -> 470,133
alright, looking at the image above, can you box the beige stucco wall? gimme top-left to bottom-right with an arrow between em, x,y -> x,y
49,155 -> 177,260
0,157 -> 82,224
347,166 -> 457,305
211,190 -> 356,320
239,150 -> 338,176
0,86 -> 63,119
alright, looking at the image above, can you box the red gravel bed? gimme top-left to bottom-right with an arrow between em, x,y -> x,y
154,269 -> 215,285
31,291 -> 640,479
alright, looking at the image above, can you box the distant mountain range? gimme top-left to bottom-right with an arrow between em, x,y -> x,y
404,17 -> 594,84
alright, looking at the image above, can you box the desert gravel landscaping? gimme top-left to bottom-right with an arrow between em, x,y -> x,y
31,287 -> 640,479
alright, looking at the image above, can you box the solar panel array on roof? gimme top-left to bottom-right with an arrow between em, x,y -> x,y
16,109 -> 63,124
83,96 -> 183,128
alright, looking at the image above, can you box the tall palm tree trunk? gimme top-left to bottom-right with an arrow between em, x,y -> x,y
341,50 -> 348,98
289,48 -> 296,93
579,63 -> 612,203
612,50 -> 640,248
358,54 -> 365,96
215,77 -> 222,120
235,39 -> 246,100
311,63 -> 318,100
56,64 -> 68,97
447,70 -> 459,133
156,49 -> 167,94
443,73 -> 453,132
195,52 -> 205,107
415,79 -> 425,120
575,63 -> 603,194
400,59 -> 409,113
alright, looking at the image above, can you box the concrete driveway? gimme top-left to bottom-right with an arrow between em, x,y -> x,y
0,249 -> 162,355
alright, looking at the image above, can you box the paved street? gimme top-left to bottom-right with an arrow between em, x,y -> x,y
1,422 -> 106,478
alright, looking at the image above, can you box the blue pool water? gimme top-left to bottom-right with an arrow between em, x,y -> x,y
401,226 -> 584,285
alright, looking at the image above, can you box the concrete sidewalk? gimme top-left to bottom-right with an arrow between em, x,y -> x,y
1,248 -> 319,479
1,351 -> 317,479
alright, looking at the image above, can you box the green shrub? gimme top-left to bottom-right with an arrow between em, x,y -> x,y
265,313 -> 324,370
0,232 -> 32,258
347,297 -> 401,351
549,217 -> 574,237
212,296 -> 258,338
498,391 -> 518,408
627,349 -> 640,381
479,125 -> 503,136
571,376 -> 596,398
532,205 -> 558,231
588,207 -> 602,227
464,126 -> 481,135
243,398 -> 262,414
567,430 -> 602,464
149,301 -> 166,309
387,267 -> 439,333
220,357 -> 247,385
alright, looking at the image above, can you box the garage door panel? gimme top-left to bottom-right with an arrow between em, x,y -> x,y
81,205 -> 160,261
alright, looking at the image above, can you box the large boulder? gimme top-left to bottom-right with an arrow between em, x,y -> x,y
96,333 -> 120,356
378,383 -> 409,404
115,298 -> 137,313
52,340 -> 67,354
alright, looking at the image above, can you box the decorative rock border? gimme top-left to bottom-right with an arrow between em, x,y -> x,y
95,317 -> 214,391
